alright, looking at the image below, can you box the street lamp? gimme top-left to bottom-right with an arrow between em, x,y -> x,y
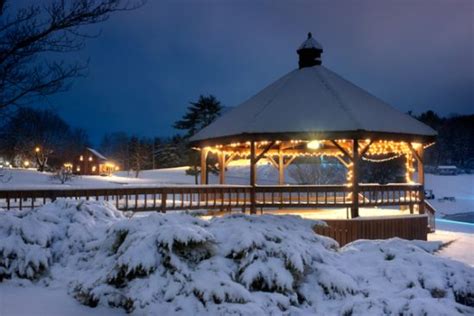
35,146 -> 41,153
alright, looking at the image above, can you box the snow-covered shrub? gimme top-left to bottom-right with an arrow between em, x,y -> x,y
69,212 -> 474,315
1,200 -> 473,315
71,213 -> 217,312
0,199 -> 123,281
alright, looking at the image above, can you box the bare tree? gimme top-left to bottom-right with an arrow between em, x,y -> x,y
129,136 -> 150,178
0,0 -> 143,111
288,158 -> 345,185
50,167 -> 75,184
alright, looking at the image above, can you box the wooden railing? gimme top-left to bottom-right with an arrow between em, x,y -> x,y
423,200 -> 437,232
0,186 -> 252,212
0,183 -> 424,213
358,184 -> 423,206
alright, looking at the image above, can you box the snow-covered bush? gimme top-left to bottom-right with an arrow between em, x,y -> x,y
69,214 -> 333,314
68,212 -> 474,315
0,199 -> 123,281
1,200 -> 473,315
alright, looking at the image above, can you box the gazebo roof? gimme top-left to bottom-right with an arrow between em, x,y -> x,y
191,36 -> 436,145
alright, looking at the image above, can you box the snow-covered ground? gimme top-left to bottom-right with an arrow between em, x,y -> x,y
1,166 -> 473,314
0,200 -> 473,315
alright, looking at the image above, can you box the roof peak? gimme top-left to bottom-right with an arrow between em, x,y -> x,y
297,32 -> 323,68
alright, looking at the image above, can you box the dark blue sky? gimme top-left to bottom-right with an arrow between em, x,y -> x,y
45,0 -> 473,145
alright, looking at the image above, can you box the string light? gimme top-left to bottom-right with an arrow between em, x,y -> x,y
362,154 -> 403,163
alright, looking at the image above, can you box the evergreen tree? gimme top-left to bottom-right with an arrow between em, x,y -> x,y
174,95 -> 223,137
174,95 -> 223,183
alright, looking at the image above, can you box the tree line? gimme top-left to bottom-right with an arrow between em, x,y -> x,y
1,105 -> 472,178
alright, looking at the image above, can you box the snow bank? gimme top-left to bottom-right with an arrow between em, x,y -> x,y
1,200 -> 473,315
0,199 -> 123,281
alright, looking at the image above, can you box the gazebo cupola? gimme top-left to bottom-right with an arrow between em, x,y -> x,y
297,32 -> 323,68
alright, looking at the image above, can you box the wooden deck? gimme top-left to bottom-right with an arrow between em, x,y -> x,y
314,216 -> 428,246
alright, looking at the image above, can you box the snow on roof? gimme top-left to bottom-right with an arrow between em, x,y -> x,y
86,148 -> 107,160
191,65 -> 437,142
298,33 -> 323,50
437,165 -> 457,169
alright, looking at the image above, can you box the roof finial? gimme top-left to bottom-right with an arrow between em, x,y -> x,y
297,32 -> 323,68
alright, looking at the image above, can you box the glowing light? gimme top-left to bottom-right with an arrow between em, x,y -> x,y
76,166 -> 81,172
92,166 -> 97,172
79,155 -> 83,161
307,140 -> 321,150
35,147 -> 40,153
23,160 -> 30,167
88,156 -> 93,162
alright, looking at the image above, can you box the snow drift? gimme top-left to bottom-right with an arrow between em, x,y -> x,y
0,199 -> 473,315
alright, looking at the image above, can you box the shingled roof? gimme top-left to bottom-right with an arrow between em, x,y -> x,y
191,35 -> 436,144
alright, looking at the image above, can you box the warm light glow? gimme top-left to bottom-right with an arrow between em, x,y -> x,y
79,155 -> 83,161
23,160 -> 30,167
307,140 -> 321,150
88,156 -> 93,162
76,166 -> 81,172
63,163 -> 73,168
114,166 -> 120,171
92,165 -> 97,172
35,147 -> 40,153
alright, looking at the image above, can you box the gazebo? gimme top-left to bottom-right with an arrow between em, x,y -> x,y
190,33 -> 436,223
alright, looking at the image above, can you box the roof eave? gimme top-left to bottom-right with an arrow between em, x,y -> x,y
190,130 -> 436,147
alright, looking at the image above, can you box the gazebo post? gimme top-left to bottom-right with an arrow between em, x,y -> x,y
219,151 -> 226,184
417,147 -> 425,213
250,141 -> 257,214
351,139 -> 360,218
409,144 -> 425,214
200,148 -> 208,185
278,145 -> 284,185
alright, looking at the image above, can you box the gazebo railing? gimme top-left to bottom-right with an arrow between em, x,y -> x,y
358,184 -> 423,206
0,183 -> 423,213
254,185 -> 352,208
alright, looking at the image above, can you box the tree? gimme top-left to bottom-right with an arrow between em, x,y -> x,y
100,132 -> 130,171
128,136 -> 150,178
153,135 -> 188,168
0,0 -> 143,112
174,95 -> 223,183
416,111 -> 474,168
288,157 -> 345,185
1,106 -> 89,171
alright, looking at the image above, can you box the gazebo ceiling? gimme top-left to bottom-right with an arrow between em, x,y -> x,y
191,34 -> 436,146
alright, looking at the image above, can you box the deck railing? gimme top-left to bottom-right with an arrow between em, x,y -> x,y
0,183 -> 424,213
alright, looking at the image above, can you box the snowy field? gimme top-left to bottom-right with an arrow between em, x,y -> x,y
0,166 -> 473,315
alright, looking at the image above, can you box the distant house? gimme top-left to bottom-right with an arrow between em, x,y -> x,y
436,165 -> 458,176
73,148 -> 118,176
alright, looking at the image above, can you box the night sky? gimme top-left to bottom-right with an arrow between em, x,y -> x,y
45,0 -> 473,145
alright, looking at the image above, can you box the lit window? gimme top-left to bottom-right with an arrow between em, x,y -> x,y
79,155 -> 83,161
92,166 -> 97,172
88,156 -> 93,161
76,166 -> 81,172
